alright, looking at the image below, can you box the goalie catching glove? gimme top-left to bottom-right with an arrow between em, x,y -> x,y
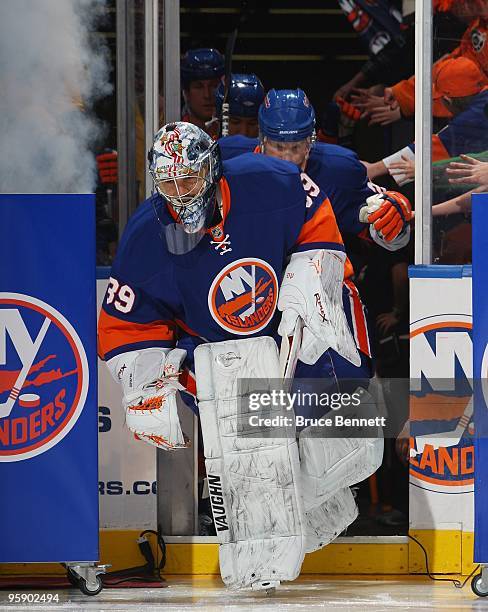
278,250 -> 360,367
359,191 -> 412,243
107,347 -> 190,450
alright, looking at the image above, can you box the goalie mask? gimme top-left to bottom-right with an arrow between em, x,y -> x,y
149,122 -> 223,253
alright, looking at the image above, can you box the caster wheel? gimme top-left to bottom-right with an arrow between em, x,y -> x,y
78,575 -> 103,596
66,569 -> 80,588
471,573 -> 488,597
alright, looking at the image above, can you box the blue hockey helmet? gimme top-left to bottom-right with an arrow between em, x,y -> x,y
258,89 -> 316,141
215,73 -> 265,118
181,48 -> 225,89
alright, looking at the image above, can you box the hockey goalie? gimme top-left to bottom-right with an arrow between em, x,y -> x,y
98,121 -> 407,590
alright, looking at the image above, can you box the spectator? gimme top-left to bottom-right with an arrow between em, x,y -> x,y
365,3 -> 488,123
333,0 -> 411,101
363,57 -> 488,185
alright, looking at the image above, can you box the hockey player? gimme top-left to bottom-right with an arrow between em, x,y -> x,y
219,89 -> 411,251
98,121 -> 382,589
214,73 -> 265,138
181,48 -> 225,134
219,89 -> 412,374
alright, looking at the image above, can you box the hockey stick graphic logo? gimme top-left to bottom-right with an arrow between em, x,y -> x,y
409,314 -> 474,492
0,317 -> 50,419
0,294 -> 88,462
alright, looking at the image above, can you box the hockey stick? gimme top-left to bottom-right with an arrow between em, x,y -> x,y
279,317 -> 303,384
220,0 -> 249,137
0,317 -> 51,419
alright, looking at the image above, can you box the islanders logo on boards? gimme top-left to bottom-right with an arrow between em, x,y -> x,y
0,293 -> 88,462
208,258 -> 278,335
409,314 -> 474,493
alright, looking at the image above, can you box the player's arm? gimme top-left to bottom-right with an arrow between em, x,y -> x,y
98,242 -> 189,451
335,152 -> 413,251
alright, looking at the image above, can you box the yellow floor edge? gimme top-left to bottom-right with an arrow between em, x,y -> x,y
0,529 -> 476,576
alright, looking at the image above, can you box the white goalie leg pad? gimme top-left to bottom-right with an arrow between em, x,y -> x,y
298,386 -> 384,510
299,433 -> 383,511
303,487 -> 358,554
194,336 -> 305,589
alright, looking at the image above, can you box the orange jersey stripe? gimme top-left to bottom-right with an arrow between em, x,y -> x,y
175,318 -> 203,338
344,279 -> 371,356
98,309 -> 176,359
432,134 -> 451,162
344,258 -> 354,280
295,197 -> 344,249
179,368 -> 197,397
204,176 -> 231,240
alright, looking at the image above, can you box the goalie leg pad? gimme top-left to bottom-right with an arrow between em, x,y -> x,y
195,336 -> 305,589
298,386 -> 384,509
303,487 -> 358,554
299,433 -> 384,511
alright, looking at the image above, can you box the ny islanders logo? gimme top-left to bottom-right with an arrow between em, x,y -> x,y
0,293 -> 88,462
409,314 -> 473,493
208,258 -> 278,335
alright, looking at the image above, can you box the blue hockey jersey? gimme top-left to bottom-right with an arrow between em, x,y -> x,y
98,153 -> 346,362
218,136 -> 375,237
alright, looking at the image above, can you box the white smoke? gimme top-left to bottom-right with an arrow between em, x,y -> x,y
0,0 -> 112,193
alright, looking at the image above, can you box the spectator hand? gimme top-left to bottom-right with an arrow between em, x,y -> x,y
368,104 -> 401,126
388,155 -> 415,180
376,310 -> 400,336
333,81 -> 356,101
383,87 -> 399,109
446,155 -> 488,187
96,149 -> 118,184
350,89 -> 386,117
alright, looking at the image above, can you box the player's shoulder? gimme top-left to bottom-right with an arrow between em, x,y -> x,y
310,142 -> 363,167
218,135 -> 257,160
223,153 -> 305,211
309,142 -> 367,181
118,196 -> 160,244
223,152 -> 302,185
113,196 -> 169,283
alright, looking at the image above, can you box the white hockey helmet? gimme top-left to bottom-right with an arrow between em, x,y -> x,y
149,121 -> 222,235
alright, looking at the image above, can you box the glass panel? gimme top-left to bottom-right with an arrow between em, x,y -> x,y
134,0 -> 147,204
176,0 -> 417,538
93,0 -> 118,265
431,0 -> 488,264
93,0 -> 148,264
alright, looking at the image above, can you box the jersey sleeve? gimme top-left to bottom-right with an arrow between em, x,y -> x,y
320,150 -> 376,236
98,202 -> 178,361
291,173 -> 345,254
436,96 -> 488,160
